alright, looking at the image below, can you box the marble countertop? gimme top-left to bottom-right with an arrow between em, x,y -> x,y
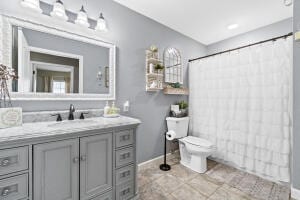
0,116 -> 141,144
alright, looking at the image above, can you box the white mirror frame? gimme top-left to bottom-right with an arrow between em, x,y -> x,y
0,15 -> 116,101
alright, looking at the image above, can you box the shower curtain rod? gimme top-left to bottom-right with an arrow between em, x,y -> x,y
188,32 -> 293,62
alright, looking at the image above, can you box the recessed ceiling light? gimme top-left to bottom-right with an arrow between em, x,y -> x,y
227,24 -> 239,30
284,0 -> 293,6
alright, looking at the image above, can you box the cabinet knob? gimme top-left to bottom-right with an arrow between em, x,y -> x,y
121,188 -> 130,196
121,135 -> 130,141
1,188 -> 10,196
0,159 -> 10,167
121,152 -> 130,160
121,170 -> 130,178
73,157 -> 79,163
80,155 -> 86,162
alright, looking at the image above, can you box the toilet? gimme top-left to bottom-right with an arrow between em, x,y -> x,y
166,117 -> 215,173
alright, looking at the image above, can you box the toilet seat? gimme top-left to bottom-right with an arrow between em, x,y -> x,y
181,136 -> 213,149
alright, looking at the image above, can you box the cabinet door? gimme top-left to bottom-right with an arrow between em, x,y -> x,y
33,139 -> 79,200
80,133 -> 113,200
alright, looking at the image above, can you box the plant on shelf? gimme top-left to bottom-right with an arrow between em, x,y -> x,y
169,82 -> 181,88
154,64 -> 164,73
149,45 -> 158,53
147,45 -> 159,59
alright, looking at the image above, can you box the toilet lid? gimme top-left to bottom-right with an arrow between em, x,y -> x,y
183,136 -> 213,148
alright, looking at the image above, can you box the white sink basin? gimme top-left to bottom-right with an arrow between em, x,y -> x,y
48,119 -> 98,128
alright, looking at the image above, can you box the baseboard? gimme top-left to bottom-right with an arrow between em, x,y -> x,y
138,153 -> 171,167
138,150 -> 179,168
292,186 -> 300,200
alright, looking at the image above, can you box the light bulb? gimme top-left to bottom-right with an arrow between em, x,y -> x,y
75,6 -> 90,28
95,13 -> 108,32
50,0 -> 68,21
20,0 -> 42,13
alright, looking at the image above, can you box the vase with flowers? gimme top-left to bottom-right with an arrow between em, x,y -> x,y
0,64 -> 22,128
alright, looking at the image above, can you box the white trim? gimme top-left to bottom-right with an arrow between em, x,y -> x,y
292,186 -> 300,200
138,153 -> 171,168
1,14 -> 116,101
138,150 -> 179,167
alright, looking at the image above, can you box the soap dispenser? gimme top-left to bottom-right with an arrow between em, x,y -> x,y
104,101 -> 110,115
111,101 -> 116,114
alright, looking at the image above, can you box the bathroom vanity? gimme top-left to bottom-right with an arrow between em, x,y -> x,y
0,116 -> 140,200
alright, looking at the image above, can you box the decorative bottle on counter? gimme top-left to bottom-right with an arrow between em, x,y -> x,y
104,101 -> 110,115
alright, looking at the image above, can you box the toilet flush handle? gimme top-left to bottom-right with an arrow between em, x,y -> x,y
180,142 -> 185,148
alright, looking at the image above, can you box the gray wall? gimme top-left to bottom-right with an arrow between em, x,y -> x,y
207,18 -> 292,54
2,0 -> 206,163
293,0 -> 300,190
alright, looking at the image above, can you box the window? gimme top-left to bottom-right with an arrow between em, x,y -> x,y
52,80 -> 66,94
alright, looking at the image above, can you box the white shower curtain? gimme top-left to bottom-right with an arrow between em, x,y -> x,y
189,37 -> 292,182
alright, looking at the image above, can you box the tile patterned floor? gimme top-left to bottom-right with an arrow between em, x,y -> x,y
137,152 -> 292,200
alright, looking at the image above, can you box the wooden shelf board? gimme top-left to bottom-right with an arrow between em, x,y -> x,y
296,31 -> 300,41
147,58 -> 162,64
146,73 -> 164,77
146,88 -> 163,92
164,87 -> 189,95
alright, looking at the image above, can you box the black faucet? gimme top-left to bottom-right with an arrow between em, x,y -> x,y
68,104 -> 75,120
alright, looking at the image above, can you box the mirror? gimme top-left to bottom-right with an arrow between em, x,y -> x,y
163,47 -> 183,84
2,15 -> 116,100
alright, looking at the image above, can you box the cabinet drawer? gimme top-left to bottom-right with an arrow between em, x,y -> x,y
90,191 -> 113,200
0,147 -> 28,176
116,181 -> 134,200
0,173 -> 28,200
115,147 -> 134,168
115,130 -> 133,148
116,165 -> 134,186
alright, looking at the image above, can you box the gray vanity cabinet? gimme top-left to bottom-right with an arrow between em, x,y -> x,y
33,139 -> 80,200
80,134 -> 113,200
33,132 -> 114,200
0,117 -> 140,200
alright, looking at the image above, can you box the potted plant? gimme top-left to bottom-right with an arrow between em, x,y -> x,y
176,100 -> 188,117
0,64 -> 22,128
154,63 -> 164,74
148,45 -> 158,59
170,82 -> 181,88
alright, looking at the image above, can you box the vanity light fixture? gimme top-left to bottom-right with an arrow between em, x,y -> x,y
75,5 -> 90,27
50,0 -> 68,21
227,23 -> 239,30
95,13 -> 108,32
20,0 -> 42,13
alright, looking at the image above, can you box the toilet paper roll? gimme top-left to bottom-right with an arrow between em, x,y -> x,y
166,130 -> 176,141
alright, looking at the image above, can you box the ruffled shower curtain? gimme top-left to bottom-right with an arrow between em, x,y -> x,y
189,37 -> 292,182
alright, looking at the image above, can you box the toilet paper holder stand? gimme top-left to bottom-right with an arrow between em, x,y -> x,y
159,131 -> 171,171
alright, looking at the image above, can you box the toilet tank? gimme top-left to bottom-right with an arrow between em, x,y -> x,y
166,117 -> 189,139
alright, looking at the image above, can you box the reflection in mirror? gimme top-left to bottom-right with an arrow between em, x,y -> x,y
12,26 -> 110,95
32,55 -> 79,94
163,47 -> 183,84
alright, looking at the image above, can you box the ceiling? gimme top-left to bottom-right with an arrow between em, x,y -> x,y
113,0 -> 293,45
